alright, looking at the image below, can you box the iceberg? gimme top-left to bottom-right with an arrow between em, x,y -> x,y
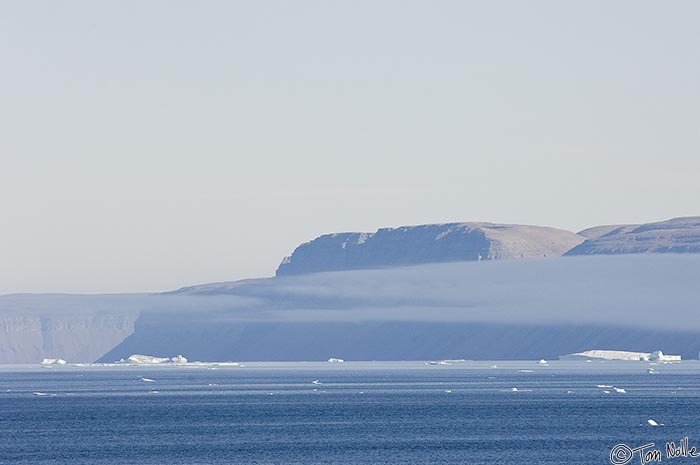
327,358 -> 345,363
559,350 -> 681,362
648,351 -> 681,362
127,354 -> 170,364
125,354 -> 188,364
40,358 -> 67,365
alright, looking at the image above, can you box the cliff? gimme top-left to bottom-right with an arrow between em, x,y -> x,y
0,294 -> 141,364
276,222 -> 584,276
567,217 -> 700,256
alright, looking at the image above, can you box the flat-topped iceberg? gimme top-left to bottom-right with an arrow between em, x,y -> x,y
559,350 -> 681,362
40,358 -> 67,365
123,354 -> 188,364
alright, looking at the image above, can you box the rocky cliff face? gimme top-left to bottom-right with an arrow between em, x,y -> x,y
276,222 -> 584,276
0,294 -> 141,363
105,254 -> 700,361
567,217 -> 700,256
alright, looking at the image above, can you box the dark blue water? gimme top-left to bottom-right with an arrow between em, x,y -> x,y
1,361 -> 700,464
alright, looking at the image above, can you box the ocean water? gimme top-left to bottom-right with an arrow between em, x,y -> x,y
1,361 -> 700,465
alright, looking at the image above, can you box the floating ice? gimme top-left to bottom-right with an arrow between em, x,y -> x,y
311,380 -> 321,385
140,377 -> 156,383
327,358 -> 345,363
613,387 -> 626,393
560,350 -> 681,362
125,354 -> 188,364
647,419 -> 663,426
505,387 -> 532,392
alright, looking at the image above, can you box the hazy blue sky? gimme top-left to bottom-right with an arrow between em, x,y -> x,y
1,1 -> 698,294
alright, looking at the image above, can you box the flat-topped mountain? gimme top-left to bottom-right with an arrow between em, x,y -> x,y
566,217 -> 700,256
276,222 -> 584,276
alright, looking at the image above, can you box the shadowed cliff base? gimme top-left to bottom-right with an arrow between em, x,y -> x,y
100,318 -> 700,362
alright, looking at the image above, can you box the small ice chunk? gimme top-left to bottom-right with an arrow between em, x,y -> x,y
311,380 -> 321,385
538,359 -> 548,365
613,387 -> 626,393
647,419 -> 662,426
327,358 -> 345,363
140,377 -> 156,383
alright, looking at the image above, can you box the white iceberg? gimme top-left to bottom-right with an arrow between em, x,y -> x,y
559,349 -> 681,362
648,351 -> 681,362
40,358 -> 67,365
125,354 -> 188,364
127,354 -> 170,364
327,358 -> 345,363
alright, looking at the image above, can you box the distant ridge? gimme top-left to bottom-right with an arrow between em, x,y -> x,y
276,222 -> 584,276
566,217 -> 700,256
277,217 -> 700,276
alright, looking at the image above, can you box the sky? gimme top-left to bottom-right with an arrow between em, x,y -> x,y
1,1 -> 699,294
